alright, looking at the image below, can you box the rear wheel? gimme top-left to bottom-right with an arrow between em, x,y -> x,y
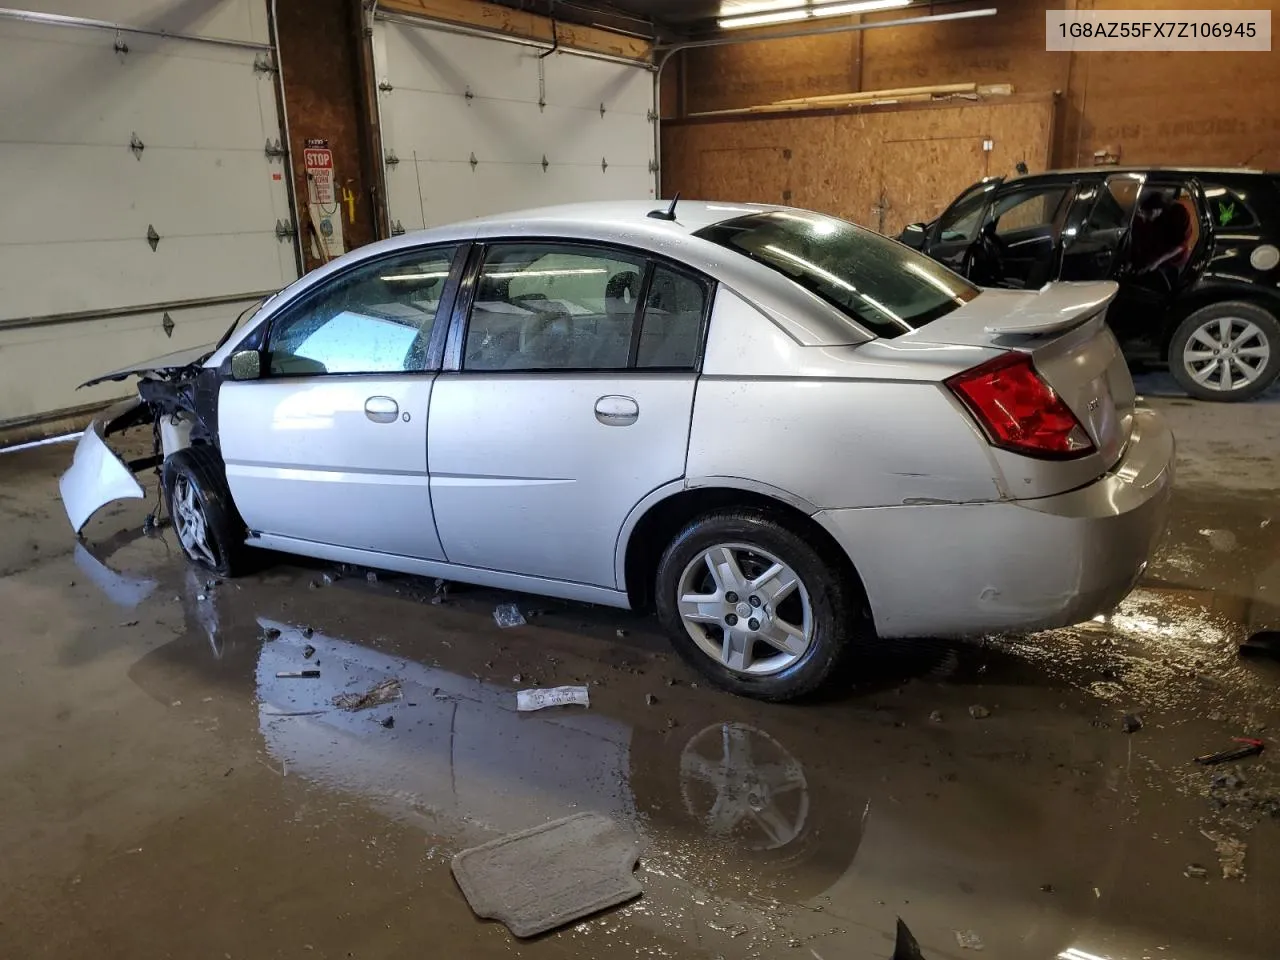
162,446 -> 246,578
654,510 -> 863,701
1169,301 -> 1280,402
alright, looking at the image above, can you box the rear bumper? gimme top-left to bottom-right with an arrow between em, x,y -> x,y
817,407 -> 1174,638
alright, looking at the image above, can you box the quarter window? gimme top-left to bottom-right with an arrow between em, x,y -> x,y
1202,183 -> 1260,228
266,246 -> 459,376
637,267 -> 706,368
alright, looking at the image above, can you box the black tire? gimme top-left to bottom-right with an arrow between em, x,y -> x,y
1168,300 -> 1280,402
653,509 -> 864,702
161,445 -> 246,578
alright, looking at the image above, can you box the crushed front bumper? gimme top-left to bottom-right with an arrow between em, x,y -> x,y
818,407 -> 1175,638
59,398 -> 152,534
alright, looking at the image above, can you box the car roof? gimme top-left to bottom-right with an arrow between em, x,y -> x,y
217,200 -> 886,354
1008,166 -> 1273,184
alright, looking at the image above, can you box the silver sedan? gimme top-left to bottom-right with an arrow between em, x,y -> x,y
62,200 -> 1175,701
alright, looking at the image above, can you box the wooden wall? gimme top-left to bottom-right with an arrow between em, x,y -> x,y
663,0 -> 1280,221
663,96 -> 1056,236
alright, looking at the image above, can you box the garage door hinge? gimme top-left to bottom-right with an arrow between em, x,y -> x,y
161,312 -> 175,338
385,150 -> 400,167
601,157 -> 608,173
648,159 -> 659,174
647,109 -> 657,123
113,34 -> 129,56
541,155 -> 549,172
274,219 -> 296,242
600,102 -> 607,118
253,53 -> 278,75
146,225 -> 160,252
129,133 -> 145,160
464,86 -> 474,102
378,80 -> 393,92
264,138 -> 287,160
469,152 -> 478,170
390,220 -> 406,237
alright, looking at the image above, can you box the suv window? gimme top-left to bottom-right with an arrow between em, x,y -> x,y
267,246 -> 459,376
937,189 -> 990,243
695,211 -> 978,338
463,244 -> 648,371
1202,183 -> 1260,228
991,187 -> 1070,237
1087,176 -> 1142,232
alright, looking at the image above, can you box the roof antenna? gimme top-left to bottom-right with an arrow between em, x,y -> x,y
647,193 -> 681,222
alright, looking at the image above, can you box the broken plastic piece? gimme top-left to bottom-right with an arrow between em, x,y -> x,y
333,678 -> 403,711
494,603 -> 527,629
893,919 -> 928,960
954,929 -> 984,951
517,686 -> 590,712
276,669 -> 320,679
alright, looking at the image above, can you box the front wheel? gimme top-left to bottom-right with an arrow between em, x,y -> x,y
1169,301 -> 1280,402
654,510 -> 863,701
161,446 -> 246,578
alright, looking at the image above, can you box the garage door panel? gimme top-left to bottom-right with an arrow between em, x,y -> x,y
13,0 -> 268,45
0,298 -> 263,423
382,23 -> 535,101
376,17 -> 656,232
5,145 -> 289,245
3,231 -> 291,321
542,55 -> 653,115
1,27 -> 279,149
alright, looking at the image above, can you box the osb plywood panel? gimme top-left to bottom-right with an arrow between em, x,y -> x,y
682,31 -> 860,115
860,1 -> 1067,95
1061,0 -> 1280,167
662,97 -> 1056,236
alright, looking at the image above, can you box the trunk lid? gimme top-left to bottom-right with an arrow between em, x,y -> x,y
907,281 -> 1135,470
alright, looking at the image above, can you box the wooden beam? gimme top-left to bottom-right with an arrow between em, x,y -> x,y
377,0 -> 651,62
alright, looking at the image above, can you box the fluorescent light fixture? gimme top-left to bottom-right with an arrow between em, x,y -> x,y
381,271 -> 450,281
485,268 -> 608,279
719,0 -> 910,30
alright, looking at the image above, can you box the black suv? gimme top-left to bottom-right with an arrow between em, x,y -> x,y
901,168 -> 1280,401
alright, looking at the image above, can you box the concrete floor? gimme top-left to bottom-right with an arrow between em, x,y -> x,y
1,374 -> 1279,960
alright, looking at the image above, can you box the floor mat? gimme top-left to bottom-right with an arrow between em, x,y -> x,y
451,812 -> 644,937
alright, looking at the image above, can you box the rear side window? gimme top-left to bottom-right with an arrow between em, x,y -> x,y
695,211 -> 978,338
1202,183 -> 1260,229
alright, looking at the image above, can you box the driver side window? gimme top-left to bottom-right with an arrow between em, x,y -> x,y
936,191 -> 990,243
267,246 -> 460,377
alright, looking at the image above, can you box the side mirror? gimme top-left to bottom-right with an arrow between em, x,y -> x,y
229,349 -> 262,381
900,223 -> 927,249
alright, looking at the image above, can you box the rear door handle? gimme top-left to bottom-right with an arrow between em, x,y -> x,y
594,395 -> 639,426
364,396 -> 399,424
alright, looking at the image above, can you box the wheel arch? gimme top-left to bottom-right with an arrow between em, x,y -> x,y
617,479 -> 866,612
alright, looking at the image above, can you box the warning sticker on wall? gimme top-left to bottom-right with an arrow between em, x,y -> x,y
303,137 -> 344,261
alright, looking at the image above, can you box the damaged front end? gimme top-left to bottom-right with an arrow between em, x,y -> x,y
59,345 -> 223,535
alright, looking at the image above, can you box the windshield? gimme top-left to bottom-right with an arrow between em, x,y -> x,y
695,211 -> 978,338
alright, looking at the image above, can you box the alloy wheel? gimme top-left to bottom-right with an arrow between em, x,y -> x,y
1181,315 -> 1272,393
172,475 -> 219,568
675,542 -> 813,676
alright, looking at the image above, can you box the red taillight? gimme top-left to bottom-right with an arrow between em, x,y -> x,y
946,352 -> 1094,459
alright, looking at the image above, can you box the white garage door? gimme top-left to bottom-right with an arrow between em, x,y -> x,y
372,15 -> 656,232
0,1 -> 298,430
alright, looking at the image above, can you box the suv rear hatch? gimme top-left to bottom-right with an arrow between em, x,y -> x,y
903,282 -> 1136,498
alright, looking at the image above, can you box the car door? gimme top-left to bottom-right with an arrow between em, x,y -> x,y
427,240 -> 711,588
1059,173 -> 1145,283
975,181 -> 1077,289
219,244 -> 465,559
922,177 -> 1002,273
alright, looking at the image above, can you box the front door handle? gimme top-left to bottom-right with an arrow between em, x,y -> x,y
364,396 -> 399,424
595,395 -> 639,426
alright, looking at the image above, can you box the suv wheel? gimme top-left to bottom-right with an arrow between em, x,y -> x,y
654,509 -> 863,701
161,446 -> 246,577
1169,301 -> 1280,402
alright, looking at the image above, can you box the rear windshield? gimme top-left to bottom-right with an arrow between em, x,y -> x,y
694,211 -> 978,338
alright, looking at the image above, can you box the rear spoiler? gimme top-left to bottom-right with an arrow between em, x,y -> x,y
982,281 -> 1118,336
